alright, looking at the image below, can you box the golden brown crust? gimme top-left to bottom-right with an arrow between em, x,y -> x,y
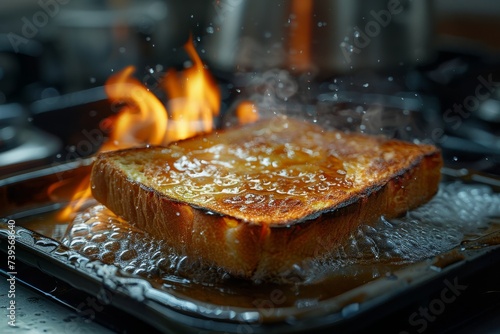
90,117 -> 443,278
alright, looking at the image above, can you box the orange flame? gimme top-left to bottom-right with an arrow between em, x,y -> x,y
54,37 -> 220,221
105,66 -> 168,148
55,175 -> 92,221
236,101 -> 259,125
164,36 -> 220,142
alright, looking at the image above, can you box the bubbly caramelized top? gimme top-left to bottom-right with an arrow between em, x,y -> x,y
104,117 -> 439,225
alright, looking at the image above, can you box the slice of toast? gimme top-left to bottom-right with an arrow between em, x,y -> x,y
90,116 -> 442,279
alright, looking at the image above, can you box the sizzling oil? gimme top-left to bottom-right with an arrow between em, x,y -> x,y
61,203 -> 386,308
61,181 -> 500,308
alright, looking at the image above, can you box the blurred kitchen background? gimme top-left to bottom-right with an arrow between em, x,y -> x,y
1,0 -> 499,176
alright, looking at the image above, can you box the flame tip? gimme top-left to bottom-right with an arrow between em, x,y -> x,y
58,36 -> 230,221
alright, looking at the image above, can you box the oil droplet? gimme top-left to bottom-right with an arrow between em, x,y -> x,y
101,251 -> 116,263
69,238 -> 86,250
104,241 -> 121,251
119,249 -> 138,261
82,245 -> 99,256
34,238 -> 60,248
109,232 -> 123,240
90,234 -> 107,243
71,225 -> 90,237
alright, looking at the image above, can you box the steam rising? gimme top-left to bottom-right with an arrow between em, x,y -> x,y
227,70 -> 429,143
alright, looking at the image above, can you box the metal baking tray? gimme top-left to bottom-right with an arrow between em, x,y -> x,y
1,160 -> 500,333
